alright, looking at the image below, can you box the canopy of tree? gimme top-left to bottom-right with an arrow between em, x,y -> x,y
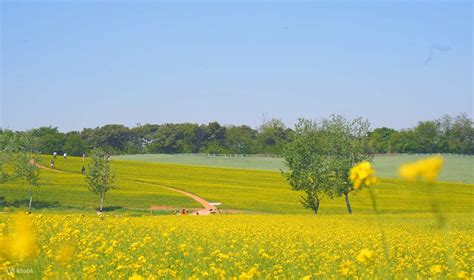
1,113 -> 472,156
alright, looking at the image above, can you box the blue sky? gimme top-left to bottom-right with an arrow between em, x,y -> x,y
1,1 -> 472,132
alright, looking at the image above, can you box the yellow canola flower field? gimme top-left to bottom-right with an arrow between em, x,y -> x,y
1,213 -> 472,279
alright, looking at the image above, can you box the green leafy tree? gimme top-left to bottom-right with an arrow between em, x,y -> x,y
30,126 -> 65,154
63,131 -> 88,156
9,134 -> 40,211
320,115 -> 372,214
224,125 -> 257,154
283,116 -> 372,214
368,127 -> 397,153
0,131 -> 13,183
85,149 -> 115,212
258,119 -> 292,154
282,119 -> 335,214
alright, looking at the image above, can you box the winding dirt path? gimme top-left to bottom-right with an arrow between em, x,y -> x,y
35,162 -> 216,215
132,180 -> 215,215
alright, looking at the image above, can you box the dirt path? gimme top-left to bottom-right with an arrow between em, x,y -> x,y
35,162 -> 216,215
132,180 -> 216,215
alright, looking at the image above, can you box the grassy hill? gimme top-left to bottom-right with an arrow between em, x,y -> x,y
1,156 -> 472,214
114,153 -> 474,183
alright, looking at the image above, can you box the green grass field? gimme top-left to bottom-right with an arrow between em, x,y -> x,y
114,153 -> 474,183
1,156 -> 472,215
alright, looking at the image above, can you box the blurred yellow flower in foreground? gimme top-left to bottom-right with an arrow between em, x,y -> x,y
1,213 -> 39,261
398,156 -> 443,182
349,161 -> 378,189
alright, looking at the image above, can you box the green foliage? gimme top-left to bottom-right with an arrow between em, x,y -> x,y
257,119 -> 291,154
282,119 -> 334,213
224,125 -> 257,154
63,131 -> 88,156
369,113 -> 473,154
6,133 -> 41,210
283,115 -> 372,214
30,126 -> 65,154
85,149 -> 115,211
3,114 -> 472,157
368,127 -> 397,153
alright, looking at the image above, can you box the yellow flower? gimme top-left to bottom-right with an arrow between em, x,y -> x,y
339,261 -> 354,276
239,267 -> 259,280
398,156 -> 443,182
349,161 -> 378,189
456,271 -> 468,279
129,274 -> 145,280
430,264 -> 443,275
356,248 -> 374,263
55,243 -> 75,266
302,276 -> 311,280
4,213 -> 39,261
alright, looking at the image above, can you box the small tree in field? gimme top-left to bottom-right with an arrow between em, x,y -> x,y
320,115 -> 372,214
9,134 -> 40,211
85,149 -> 115,212
282,119 -> 336,214
282,115 -> 372,214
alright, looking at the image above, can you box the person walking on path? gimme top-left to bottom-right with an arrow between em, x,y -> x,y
81,166 -> 86,175
64,153 -> 67,159
50,159 -> 55,169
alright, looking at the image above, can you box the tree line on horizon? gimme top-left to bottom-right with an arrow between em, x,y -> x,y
0,113 -> 472,156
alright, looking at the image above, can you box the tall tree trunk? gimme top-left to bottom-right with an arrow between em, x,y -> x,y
28,185 -> 33,211
313,198 -> 320,214
99,193 -> 104,212
344,192 -> 352,214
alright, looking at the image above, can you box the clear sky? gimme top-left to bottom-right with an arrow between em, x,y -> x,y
1,1 -> 472,132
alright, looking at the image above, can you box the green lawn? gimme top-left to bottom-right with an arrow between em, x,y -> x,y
114,154 -> 474,183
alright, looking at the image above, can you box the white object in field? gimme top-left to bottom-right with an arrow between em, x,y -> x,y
209,202 -> 222,206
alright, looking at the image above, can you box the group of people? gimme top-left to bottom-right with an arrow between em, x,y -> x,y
49,152 -> 87,175
173,208 -> 217,215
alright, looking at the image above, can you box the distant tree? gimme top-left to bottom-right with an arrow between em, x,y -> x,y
9,134 -> 40,211
389,130 -> 417,153
201,140 -> 228,154
85,149 -> 115,212
93,124 -> 131,154
448,113 -> 474,154
130,124 -> 160,153
0,132 -> 13,183
413,121 -> 441,153
224,125 -> 257,154
148,124 -> 181,153
63,132 -> 88,156
368,127 -> 397,153
30,126 -> 65,154
205,122 -> 226,143
257,119 -> 292,154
